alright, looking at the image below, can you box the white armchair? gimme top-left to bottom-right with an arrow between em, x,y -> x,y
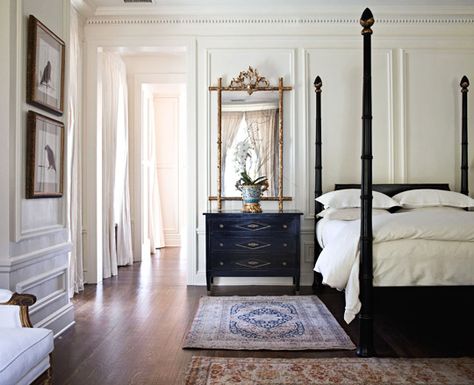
0,289 -> 54,385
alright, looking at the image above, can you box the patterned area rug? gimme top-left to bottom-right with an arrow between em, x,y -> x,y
184,356 -> 474,385
183,296 -> 355,350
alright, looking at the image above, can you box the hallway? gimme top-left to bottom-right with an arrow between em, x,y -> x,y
53,248 -> 200,385
52,248 -> 474,385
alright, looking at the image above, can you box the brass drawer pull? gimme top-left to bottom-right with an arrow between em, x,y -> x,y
282,224 -> 288,229
235,241 -> 270,250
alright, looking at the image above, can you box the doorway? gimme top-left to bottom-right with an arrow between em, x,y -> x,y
142,83 -> 186,254
82,45 -> 196,285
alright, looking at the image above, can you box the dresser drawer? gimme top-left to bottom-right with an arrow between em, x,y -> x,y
209,217 -> 297,235
210,236 -> 295,254
211,252 -> 295,271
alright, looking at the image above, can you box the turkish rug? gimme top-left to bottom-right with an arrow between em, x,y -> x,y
183,296 -> 355,350
184,356 -> 474,385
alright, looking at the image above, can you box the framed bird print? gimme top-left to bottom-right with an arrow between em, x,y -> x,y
26,111 -> 64,198
27,15 -> 65,115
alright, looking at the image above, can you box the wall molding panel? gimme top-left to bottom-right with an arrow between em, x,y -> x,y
8,242 -> 72,270
34,303 -> 75,338
303,242 -> 315,264
30,289 -> 67,317
15,266 -> 67,293
402,48 -> 474,189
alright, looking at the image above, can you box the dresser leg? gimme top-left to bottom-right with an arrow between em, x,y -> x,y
295,274 -> 300,295
206,272 -> 212,294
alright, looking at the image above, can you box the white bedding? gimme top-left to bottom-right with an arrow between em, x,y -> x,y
314,207 -> 474,324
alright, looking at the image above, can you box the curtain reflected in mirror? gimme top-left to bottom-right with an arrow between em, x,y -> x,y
221,102 -> 279,197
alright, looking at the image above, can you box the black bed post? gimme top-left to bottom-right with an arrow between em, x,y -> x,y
461,76 -> 469,196
313,76 -> 324,290
358,8 -> 375,358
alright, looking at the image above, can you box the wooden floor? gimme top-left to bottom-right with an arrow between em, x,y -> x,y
52,248 -> 474,385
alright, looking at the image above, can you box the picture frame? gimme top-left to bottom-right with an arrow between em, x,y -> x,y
26,111 -> 64,199
27,15 -> 65,115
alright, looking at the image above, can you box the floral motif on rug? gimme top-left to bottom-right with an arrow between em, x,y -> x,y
183,296 -> 355,350
184,356 -> 474,385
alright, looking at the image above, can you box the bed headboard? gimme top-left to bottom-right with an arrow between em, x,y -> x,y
334,183 -> 450,197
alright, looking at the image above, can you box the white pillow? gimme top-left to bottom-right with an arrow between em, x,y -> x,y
316,189 -> 399,209
392,189 -> 474,209
317,207 -> 390,221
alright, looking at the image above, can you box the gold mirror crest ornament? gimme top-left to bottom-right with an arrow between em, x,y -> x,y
209,67 -> 293,212
229,66 -> 270,95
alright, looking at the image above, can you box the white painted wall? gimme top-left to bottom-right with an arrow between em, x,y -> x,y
0,0 -> 12,275
83,6 -> 474,287
0,0 -> 75,336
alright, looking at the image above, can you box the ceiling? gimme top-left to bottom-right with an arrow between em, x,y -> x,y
85,0 -> 474,14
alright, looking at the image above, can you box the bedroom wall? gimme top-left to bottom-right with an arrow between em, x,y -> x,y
0,0 -> 75,336
83,5 -> 474,286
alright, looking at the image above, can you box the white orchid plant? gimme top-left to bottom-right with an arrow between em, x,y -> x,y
233,139 -> 268,192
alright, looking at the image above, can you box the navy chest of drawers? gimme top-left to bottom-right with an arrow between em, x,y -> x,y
204,211 -> 303,293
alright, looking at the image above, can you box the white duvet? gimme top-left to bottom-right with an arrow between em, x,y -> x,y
314,207 -> 474,323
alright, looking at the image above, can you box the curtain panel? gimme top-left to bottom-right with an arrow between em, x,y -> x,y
67,7 -> 84,296
245,109 -> 278,195
221,111 -> 244,195
101,52 -> 134,278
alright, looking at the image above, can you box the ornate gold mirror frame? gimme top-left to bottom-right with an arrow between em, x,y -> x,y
208,66 -> 293,211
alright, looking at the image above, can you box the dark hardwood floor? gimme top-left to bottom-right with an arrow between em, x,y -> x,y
52,248 -> 474,385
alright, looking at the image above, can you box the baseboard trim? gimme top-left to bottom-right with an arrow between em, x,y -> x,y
54,320 -> 76,339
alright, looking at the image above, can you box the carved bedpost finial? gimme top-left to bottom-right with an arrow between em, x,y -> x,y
360,8 -> 374,35
461,75 -> 470,93
314,76 -> 322,93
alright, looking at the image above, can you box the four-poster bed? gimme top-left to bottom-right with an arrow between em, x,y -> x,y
313,8 -> 472,357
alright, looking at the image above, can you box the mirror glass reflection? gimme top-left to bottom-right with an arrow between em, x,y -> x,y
221,91 -> 279,197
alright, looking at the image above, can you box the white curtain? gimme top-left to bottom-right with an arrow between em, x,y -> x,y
147,96 -> 165,251
102,52 -> 133,278
221,112 -> 244,194
67,7 -> 84,296
245,109 -> 278,195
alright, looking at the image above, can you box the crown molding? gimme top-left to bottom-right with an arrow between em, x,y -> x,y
71,0 -> 97,18
87,14 -> 474,25
91,4 -> 474,17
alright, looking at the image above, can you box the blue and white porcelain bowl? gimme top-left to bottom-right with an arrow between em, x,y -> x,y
241,185 -> 262,204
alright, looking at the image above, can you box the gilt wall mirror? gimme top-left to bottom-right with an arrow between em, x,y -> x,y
208,67 -> 293,211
